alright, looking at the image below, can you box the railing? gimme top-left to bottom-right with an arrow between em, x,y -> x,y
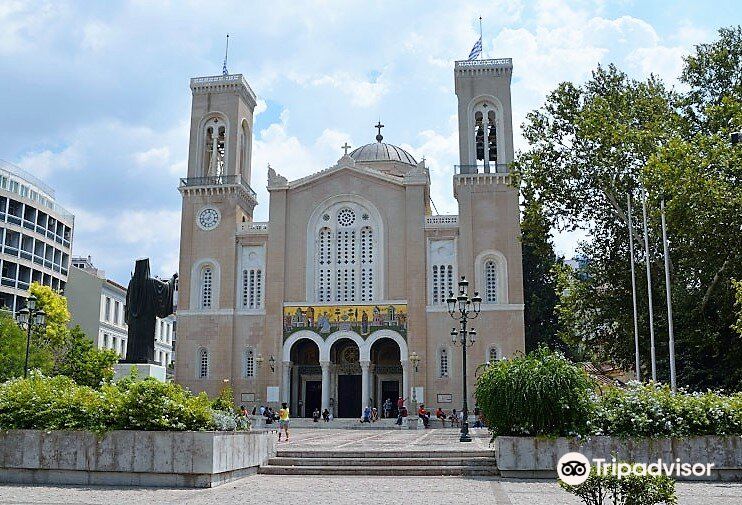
455,164 -> 510,175
425,215 -> 459,227
180,175 -> 257,199
190,74 -> 256,99
455,58 -> 512,68
238,221 -> 269,233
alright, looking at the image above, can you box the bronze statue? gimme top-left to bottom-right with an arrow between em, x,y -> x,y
123,258 -> 177,364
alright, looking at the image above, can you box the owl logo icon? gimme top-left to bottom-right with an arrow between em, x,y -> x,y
557,452 -> 591,485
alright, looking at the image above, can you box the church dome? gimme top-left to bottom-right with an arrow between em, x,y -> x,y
350,142 -> 417,166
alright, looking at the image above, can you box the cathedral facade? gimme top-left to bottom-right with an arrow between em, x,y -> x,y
175,58 -> 525,418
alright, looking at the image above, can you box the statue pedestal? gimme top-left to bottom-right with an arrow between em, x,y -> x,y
114,363 -> 167,382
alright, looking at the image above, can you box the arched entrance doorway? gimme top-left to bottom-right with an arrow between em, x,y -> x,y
330,338 -> 362,418
370,338 -> 402,418
290,339 -> 321,418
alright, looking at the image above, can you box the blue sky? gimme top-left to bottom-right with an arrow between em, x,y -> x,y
1,0 -> 739,284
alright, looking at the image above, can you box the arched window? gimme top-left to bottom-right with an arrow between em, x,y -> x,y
243,348 -> 255,378
439,348 -> 449,378
472,101 -> 498,171
200,266 -> 213,309
198,348 -> 209,378
203,120 -> 226,177
488,346 -> 499,363
239,121 -> 248,176
485,260 -> 498,303
429,240 -> 456,305
242,268 -> 263,309
311,203 -> 379,303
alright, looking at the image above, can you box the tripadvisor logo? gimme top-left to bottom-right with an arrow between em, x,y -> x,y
557,452 -> 715,485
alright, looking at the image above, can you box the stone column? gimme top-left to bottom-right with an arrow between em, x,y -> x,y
402,361 -> 410,403
321,361 -> 331,413
281,361 -> 292,403
360,360 -> 371,415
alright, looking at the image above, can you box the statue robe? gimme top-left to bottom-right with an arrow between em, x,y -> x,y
123,258 -> 176,364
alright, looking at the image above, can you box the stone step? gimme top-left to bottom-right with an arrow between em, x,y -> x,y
258,465 -> 500,476
268,456 -> 495,467
276,450 -> 495,459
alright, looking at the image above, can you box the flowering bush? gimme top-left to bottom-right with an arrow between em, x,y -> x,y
475,347 -> 596,436
591,382 -> 742,437
0,373 -> 249,432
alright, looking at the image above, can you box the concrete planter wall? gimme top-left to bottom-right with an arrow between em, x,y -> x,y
0,429 -> 276,488
496,436 -> 742,481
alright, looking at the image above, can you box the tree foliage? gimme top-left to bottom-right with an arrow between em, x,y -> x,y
516,27 -> 742,390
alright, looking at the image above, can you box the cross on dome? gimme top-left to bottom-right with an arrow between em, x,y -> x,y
342,142 -> 351,155
375,121 -> 384,142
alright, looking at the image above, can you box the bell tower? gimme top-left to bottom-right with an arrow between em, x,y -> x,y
177,72 -> 258,313
452,57 -> 525,357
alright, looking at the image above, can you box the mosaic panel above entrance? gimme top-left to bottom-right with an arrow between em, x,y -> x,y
283,303 -> 408,340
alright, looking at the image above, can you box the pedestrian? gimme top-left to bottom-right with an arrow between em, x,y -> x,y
396,396 -> 405,425
383,398 -> 392,418
278,402 -> 290,442
435,407 -> 446,427
322,408 -> 330,422
259,405 -> 266,416
418,404 -> 430,428
371,407 -> 379,422
312,407 -> 320,422
361,406 -> 371,423
240,405 -> 248,417
449,409 -> 460,427
264,406 -> 273,424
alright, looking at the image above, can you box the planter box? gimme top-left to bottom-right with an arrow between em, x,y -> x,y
0,429 -> 276,488
496,436 -> 742,481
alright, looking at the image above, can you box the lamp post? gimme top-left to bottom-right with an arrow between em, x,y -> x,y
409,351 -> 420,413
16,295 -> 47,379
446,276 -> 481,442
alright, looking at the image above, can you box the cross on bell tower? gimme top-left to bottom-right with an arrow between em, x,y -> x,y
375,121 -> 384,142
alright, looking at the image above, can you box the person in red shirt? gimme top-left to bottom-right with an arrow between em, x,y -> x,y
418,404 -> 430,428
435,407 -> 446,427
396,396 -> 405,425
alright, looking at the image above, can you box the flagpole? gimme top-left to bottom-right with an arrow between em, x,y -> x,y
661,199 -> 677,391
627,194 -> 641,381
642,188 -> 657,381
479,16 -> 483,59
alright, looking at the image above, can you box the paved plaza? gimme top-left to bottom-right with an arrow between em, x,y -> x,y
1,429 -> 740,504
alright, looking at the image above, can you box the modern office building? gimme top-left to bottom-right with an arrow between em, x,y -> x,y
0,160 -> 74,313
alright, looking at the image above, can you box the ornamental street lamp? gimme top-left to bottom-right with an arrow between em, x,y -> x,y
446,276 -> 481,442
409,351 -> 420,412
16,295 -> 47,379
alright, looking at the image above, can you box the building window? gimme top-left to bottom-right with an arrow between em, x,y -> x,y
313,204 -> 379,303
242,269 -> 263,309
439,348 -> 449,378
102,333 -> 108,349
200,266 -> 213,308
198,348 -> 209,378
489,346 -> 499,363
104,297 -> 111,321
485,260 -> 497,303
202,118 -> 227,177
431,264 -> 454,304
243,348 -> 255,378
114,301 -> 120,324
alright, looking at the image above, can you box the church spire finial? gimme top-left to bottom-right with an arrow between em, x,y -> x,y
375,120 -> 384,143
222,34 -> 230,76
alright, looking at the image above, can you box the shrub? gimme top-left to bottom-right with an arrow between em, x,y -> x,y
0,373 -> 116,432
212,386 -> 236,412
0,373 -> 247,432
475,347 -> 596,436
116,378 -> 215,431
560,465 -> 677,505
592,382 -> 742,437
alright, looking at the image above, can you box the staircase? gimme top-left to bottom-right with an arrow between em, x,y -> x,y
259,449 -> 498,476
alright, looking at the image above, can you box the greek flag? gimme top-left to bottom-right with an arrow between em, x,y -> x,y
468,36 -> 482,60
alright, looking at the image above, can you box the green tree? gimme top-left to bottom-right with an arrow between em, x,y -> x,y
54,326 -> 119,387
29,283 -> 71,350
514,64 -> 680,376
0,312 -> 54,381
521,184 -> 563,352
517,27 -> 742,389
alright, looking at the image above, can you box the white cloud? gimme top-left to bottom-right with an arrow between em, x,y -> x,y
18,145 -> 82,179
133,146 -> 170,167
